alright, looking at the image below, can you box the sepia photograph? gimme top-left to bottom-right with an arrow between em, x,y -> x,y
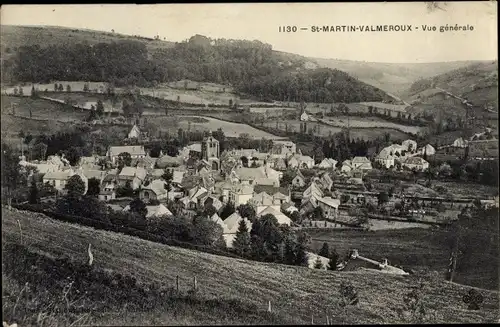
0,2 -> 498,325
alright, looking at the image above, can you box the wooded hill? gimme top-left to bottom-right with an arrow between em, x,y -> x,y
1,26 -> 394,104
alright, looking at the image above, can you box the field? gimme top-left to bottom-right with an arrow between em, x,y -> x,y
321,115 -> 421,134
430,181 -> 499,199
263,119 -> 411,141
2,208 -> 499,324
1,114 -> 69,146
1,95 -> 89,122
149,115 -> 286,140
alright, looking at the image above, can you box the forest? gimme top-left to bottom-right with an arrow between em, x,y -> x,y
2,35 -> 393,104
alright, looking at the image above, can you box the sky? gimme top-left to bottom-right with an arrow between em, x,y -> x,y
1,2 -> 497,63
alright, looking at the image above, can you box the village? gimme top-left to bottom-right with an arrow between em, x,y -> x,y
14,118 -> 499,272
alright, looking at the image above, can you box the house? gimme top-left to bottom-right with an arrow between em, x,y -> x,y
351,157 -> 372,170
317,196 -> 340,220
172,171 -> 185,186
156,154 -> 183,169
146,169 -> 165,182
375,148 -> 395,169
271,140 -> 297,155
306,252 -> 330,270
287,154 -> 315,169
257,206 -> 292,226
402,157 -> 429,171
319,172 -> 333,191
145,204 -> 173,218
229,184 -> 254,207
214,180 -> 234,203
107,146 -> 146,165
420,144 -> 436,156
98,181 -> 116,201
140,179 -> 169,203
401,140 -> 418,152
269,157 -> 287,171
202,196 -> 224,212
210,213 -> 226,229
452,137 -> 468,148
231,165 -> 280,187
117,166 -> 147,189
300,112 -> 310,121
254,185 -> 290,203
341,160 -> 354,173
317,158 -> 338,169
282,202 -> 299,214
128,124 -> 141,139
132,155 -> 157,170
222,212 -> 253,248
43,168 -> 88,194
291,170 -> 306,188
302,181 -> 324,204
123,203 -> 173,218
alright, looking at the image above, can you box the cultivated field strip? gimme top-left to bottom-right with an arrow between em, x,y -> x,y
2,208 -> 499,324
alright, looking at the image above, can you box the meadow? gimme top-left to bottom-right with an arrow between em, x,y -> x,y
263,119 -> 411,141
321,115 -> 421,134
2,207 -> 498,325
149,115 -> 286,139
1,96 -> 89,122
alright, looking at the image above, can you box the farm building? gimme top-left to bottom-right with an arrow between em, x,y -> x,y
257,206 -> 292,226
351,157 -> 373,170
271,140 -> 297,155
230,165 -> 280,187
43,168 -> 88,194
98,181 -> 116,202
316,196 -> 340,220
452,137 -> 468,148
419,144 -> 436,156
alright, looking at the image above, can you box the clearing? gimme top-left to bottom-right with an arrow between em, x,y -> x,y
2,208 -> 498,324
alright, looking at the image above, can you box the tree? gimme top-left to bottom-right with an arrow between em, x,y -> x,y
54,83 -> 58,92
65,175 -> 86,197
96,100 -> 105,117
117,152 -> 132,169
28,179 -> 39,204
66,84 -> 71,93
203,203 -> 217,217
233,219 -> 251,257
64,147 -> 82,166
328,249 -> 339,270
83,83 -> 89,92
30,85 -> 37,99
19,87 -> 24,96
237,203 -> 256,221
87,177 -> 101,196
314,256 -> 323,269
377,191 -> 389,206
318,242 -> 330,257
129,198 -> 147,218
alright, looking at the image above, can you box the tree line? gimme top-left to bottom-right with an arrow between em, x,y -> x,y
3,36 -> 393,104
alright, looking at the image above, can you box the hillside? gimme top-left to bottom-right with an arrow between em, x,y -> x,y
1,25 -> 394,104
403,61 -> 498,126
2,207 -> 499,325
313,58 -> 491,96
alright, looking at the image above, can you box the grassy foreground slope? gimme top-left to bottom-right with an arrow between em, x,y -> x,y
2,208 -> 498,324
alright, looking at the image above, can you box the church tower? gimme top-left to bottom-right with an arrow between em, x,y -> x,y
201,131 -> 220,171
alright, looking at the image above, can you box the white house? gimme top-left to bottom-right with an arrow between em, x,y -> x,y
341,160 -> 354,173
317,197 -> 340,220
99,181 -> 116,202
122,203 -> 172,218
375,148 -> 395,169
128,124 -> 141,139
317,158 -> 337,169
117,166 -> 147,190
139,179 -> 169,202
43,168 -> 88,194
452,137 -> 468,148
257,206 -> 292,226
300,112 -> 310,121
229,184 -> 254,207
291,170 -> 306,188
401,139 -> 418,152
231,165 -> 280,187
402,157 -> 429,171
272,140 -> 297,155
222,212 -> 253,248
287,154 -> 315,169
419,144 -> 436,156
351,157 -> 372,170
107,145 -> 146,165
